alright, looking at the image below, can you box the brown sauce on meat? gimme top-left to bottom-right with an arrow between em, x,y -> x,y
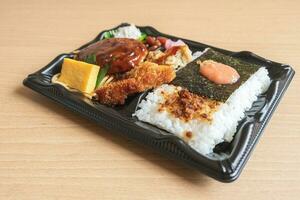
77,38 -> 148,74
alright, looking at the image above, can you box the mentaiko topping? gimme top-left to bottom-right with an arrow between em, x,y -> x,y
197,60 -> 240,84
172,48 -> 261,102
135,65 -> 270,155
158,88 -> 220,123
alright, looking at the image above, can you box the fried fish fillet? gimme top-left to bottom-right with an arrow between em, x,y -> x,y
95,62 -> 176,105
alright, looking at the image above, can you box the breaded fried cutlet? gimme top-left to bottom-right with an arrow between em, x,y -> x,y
124,61 -> 176,91
95,62 -> 176,105
95,78 -> 138,105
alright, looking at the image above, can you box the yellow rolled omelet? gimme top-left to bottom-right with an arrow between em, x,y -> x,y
58,58 -> 100,93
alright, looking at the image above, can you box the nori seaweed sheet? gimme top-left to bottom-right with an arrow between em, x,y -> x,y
172,48 -> 261,102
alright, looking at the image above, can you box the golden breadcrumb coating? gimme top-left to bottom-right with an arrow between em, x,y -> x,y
96,62 -> 176,105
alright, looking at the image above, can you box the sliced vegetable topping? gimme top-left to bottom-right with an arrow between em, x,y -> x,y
138,32 -> 147,42
95,63 -> 111,89
103,30 -> 116,39
84,54 -> 97,64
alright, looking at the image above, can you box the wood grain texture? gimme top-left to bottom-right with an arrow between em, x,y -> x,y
0,0 -> 299,199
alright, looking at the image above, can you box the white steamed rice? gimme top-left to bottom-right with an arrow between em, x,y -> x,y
192,50 -> 206,61
134,67 -> 271,155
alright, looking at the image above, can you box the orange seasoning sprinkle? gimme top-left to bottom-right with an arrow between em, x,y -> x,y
159,89 -> 220,123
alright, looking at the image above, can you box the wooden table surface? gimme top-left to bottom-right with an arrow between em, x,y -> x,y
1,0 -> 299,199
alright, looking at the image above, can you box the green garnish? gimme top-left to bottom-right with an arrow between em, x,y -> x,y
138,32 -> 147,42
103,30 -> 115,39
84,54 -> 97,64
95,63 -> 111,89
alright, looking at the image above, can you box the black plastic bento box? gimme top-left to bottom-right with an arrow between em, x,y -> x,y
23,23 -> 295,182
